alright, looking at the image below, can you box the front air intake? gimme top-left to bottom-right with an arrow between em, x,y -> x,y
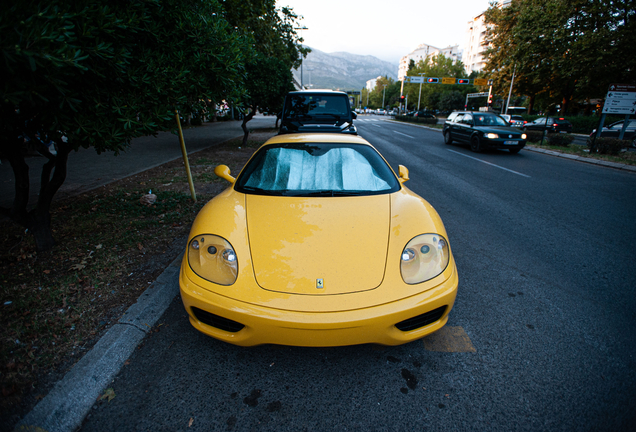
395,306 -> 447,332
192,307 -> 245,333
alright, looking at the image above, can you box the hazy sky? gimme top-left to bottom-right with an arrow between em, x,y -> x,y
276,0 -> 493,64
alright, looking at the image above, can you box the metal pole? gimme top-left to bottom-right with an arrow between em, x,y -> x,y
175,110 -> 196,202
294,26 -> 308,88
417,73 -> 425,111
505,66 -> 516,114
382,85 -> 387,109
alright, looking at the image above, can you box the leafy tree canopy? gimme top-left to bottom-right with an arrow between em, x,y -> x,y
0,0 -> 250,250
403,54 -> 476,111
484,0 -> 636,114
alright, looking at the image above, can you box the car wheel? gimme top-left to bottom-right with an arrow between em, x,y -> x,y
509,147 -> 522,154
470,135 -> 482,153
443,130 -> 453,145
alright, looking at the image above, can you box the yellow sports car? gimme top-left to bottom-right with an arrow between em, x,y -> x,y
179,133 -> 458,346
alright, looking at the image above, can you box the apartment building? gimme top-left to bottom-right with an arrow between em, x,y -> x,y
397,44 -> 463,81
462,0 -> 511,73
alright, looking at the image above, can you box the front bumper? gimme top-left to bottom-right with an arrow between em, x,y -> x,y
179,262 -> 459,347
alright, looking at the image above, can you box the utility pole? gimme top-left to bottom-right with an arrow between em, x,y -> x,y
382,84 -> 387,110
294,26 -> 308,88
417,72 -> 426,111
505,66 -> 516,114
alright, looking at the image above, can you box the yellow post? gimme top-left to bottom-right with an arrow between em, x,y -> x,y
175,110 -> 196,202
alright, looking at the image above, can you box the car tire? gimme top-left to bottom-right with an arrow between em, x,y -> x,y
470,135 -> 482,153
443,130 -> 453,145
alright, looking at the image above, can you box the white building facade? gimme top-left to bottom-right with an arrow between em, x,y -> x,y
462,0 -> 511,73
397,44 -> 463,81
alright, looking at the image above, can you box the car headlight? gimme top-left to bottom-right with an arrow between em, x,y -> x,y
486,133 -> 499,139
401,234 -> 450,284
521,133 -> 527,139
188,235 -> 238,285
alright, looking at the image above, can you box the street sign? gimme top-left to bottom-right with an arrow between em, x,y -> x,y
467,92 -> 489,97
442,77 -> 455,85
405,76 -> 424,84
346,91 -> 361,95
603,83 -> 636,114
474,78 -> 488,86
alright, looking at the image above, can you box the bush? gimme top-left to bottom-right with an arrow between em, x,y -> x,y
394,115 -> 437,125
524,130 -> 544,143
588,137 -> 630,155
547,133 -> 574,146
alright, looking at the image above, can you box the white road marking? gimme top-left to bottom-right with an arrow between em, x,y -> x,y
394,131 -> 414,139
447,149 -> 531,178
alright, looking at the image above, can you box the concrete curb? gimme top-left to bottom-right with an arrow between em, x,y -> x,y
15,254 -> 183,432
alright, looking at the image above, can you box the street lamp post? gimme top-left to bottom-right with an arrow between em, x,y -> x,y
382,84 -> 387,109
417,73 -> 426,111
294,26 -> 308,88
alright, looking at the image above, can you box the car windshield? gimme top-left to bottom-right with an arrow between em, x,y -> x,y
235,143 -> 400,197
285,94 -> 350,120
473,115 -> 508,126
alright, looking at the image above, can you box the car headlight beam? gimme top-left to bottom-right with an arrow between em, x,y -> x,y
400,234 -> 450,284
188,235 -> 238,285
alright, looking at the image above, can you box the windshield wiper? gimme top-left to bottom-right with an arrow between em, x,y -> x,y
239,186 -> 284,196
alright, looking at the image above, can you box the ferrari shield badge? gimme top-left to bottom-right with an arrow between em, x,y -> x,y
316,278 -> 324,289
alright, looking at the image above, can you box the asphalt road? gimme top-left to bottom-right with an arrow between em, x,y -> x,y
79,117 -> 636,431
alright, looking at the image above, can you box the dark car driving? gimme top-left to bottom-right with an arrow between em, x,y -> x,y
443,111 -> 527,153
524,117 -> 573,133
279,90 -> 357,135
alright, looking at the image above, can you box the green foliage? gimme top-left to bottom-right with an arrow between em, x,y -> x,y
524,131 -> 545,142
546,133 -> 574,147
485,0 -> 636,114
1,0 -> 248,154
588,137 -> 630,155
403,54 -> 474,111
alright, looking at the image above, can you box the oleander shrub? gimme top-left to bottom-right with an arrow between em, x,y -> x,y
547,133 -> 574,146
524,130 -> 544,143
588,137 -> 630,155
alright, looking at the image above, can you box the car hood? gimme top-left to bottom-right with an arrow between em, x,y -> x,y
246,194 -> 389,295
474,126 -> 524,137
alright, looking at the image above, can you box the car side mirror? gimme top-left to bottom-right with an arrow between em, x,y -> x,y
214,164 -> 235,184
351,111 -> 357,119
398,165 -> 409,183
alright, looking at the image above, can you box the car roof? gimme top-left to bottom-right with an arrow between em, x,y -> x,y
287,90 -> 347,95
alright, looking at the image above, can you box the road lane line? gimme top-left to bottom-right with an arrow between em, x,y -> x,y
447,149 -> 531,178
394,131 -> 415,139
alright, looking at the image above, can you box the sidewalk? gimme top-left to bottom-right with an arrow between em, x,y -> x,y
9,117 -> 276,432
1,116 -> 276,209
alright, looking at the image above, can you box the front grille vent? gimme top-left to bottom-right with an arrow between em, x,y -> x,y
192,307 -> 245,333
395,306 -> 447,332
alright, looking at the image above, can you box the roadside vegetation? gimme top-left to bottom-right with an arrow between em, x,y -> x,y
0,129 -> 274,423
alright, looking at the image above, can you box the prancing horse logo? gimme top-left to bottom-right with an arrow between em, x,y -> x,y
316,278 -> 324,289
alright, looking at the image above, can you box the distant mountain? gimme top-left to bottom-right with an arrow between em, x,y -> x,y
292,47 -> 398,91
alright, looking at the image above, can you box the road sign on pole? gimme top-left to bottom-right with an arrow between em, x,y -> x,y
602,83 -> 636,115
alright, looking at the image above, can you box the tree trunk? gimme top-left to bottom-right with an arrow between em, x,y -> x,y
1,137 -> 73,252
527,94 -> 535,114
241,108 -> 255,147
